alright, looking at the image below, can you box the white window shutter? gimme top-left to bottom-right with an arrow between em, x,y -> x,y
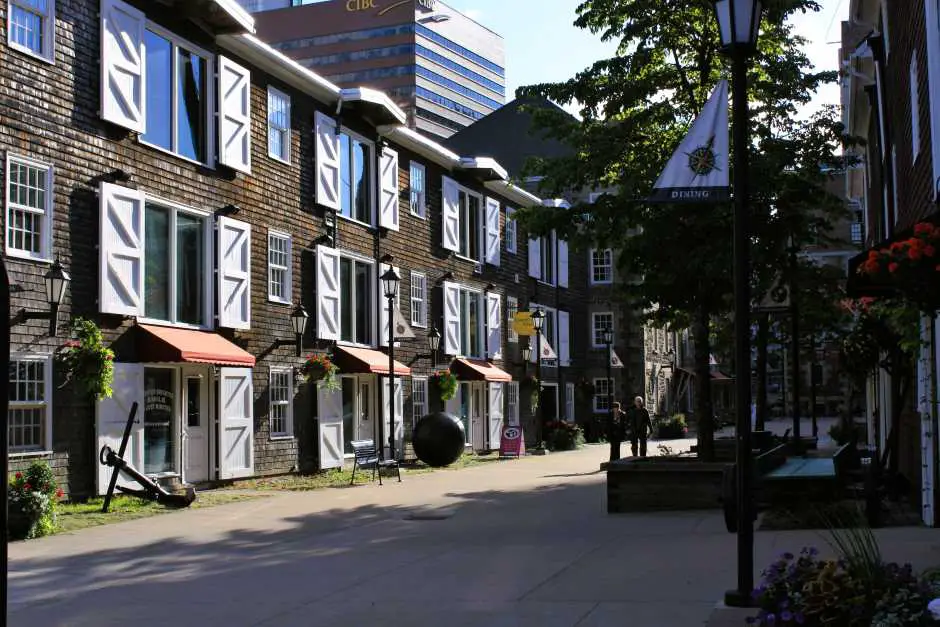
559,310 -> 571,366
316,245 -> 341,340
486,291 -> 502,360
218,216 -> 251,329
218,368 -> 254,479
379,148 -> 400,231
317,385 -> 344,469
488,383 -> 504,451
314,111 -> 341,211
443,281 -> 461,355
100,0 -> 146,133
378,263 -> 400,347
381,378 -> 404,459
99,182 -> 145,317
528,237 -> 541,279
218,56 -> 252,174
485,196 -> 501,266
441,176 -> 460,252
558,237 -> 569,287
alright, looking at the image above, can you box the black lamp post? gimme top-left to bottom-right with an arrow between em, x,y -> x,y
381,267 -> 400,461
531,308 -> 545,450
20,258 -> 70,336
427,326 -> 442,368
712,0 -> 762,608
788,239 -> 802,449
604,326 -> 617,462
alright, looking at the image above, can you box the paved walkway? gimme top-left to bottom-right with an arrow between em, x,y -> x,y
9,442 -> 940,627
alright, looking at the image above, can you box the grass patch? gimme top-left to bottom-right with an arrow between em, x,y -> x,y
54,492 -> 265,535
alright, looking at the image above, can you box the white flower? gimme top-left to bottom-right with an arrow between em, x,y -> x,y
927,597 -> 940,620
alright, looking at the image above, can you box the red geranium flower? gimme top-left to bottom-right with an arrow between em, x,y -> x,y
14,472 -> 22,480
889,262 -> 899,273
915,223 -> 934,236
56,488 -> 64,498
23,483 -> 31,491
909,247 -> 923,261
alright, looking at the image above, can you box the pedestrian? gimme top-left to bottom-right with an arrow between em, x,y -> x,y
609,402 -> 624,462
627,396 -> 653,457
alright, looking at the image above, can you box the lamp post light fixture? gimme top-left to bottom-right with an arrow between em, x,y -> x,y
603,326 -> 617,462
531,308 -> 545,451
712,0 -> 762,608
520,343 -> 532,370
427,326 -> 442,367
19,257 -> 71,336
381,266 -> 401,462
273,305 -> 309,357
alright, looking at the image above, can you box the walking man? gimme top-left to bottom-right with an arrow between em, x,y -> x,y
627,396 -> 653,457
609,402 -> 624,462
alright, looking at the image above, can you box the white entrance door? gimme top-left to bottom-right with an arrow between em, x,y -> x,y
381,376 -> 404,459
471,382 -> 486,451
218,367 -> 254,479
359,377 -> 375,445
318,383 -> 344,470
182,367 -> 210,484
488,383 -> 504,451
96,362 -> 145,495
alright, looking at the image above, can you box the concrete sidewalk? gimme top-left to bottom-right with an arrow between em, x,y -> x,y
9,444 -> 940,627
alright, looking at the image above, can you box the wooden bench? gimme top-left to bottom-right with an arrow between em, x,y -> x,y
350,440 -> 401,486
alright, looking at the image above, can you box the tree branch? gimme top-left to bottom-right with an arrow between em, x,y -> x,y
670,48 -> 700,117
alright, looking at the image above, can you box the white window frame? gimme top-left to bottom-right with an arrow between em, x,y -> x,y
593,377 -> 612,414
458,286 -> 485,359
267,86 -> 291,164
590,248 -> 613,284
338,250 -> 376,347
5,153 -> 53,262
505,207 -> 517,253
410,271 -> 427,328
539,232 -> 556,286
269,367 -> 294,439
7,0 -> 55,64
138,194 -> 214,329
457,185 -> 484,263
565,382 -> 575,422
592,313 -> 614,348
506,295 -> 519,343
911,56 -> 921,161
412,377 -> 428,425
267,230 -> 292,304
8,354 -> 52,455
409,161 -> 426,218
506,381 -> 520,426
138,23 -> 216,167
338,127 -> 376,227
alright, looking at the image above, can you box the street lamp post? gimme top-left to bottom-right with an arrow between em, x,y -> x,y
381,267 -> 401,462
531,309 -> 545,450
712,0 -> 762,608
789,241 -> 802,449
604,326 -> 617,462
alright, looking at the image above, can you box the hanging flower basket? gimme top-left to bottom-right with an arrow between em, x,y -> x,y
858,222 -> 940,313
56,318 -> 114,401
431,370 -> 458,401
523,375 -> 540,411
300,353 -> 340,391
575,377 -> 595,402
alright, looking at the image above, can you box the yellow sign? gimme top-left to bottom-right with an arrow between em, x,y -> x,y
512,312 -> 534,336
346,0 -> 376,11
348,0 -> 437,14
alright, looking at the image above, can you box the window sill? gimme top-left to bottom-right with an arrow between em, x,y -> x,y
409,210 -> 428,220
138,139 -> 213,171
454,254 -> 482,265
8,42 -> 54,66
4,250 -> 52,265
337,213 -> 375,230
268,152 -> 291,166
270,435 -> 295,442
590,280 -> 613,286
10,450 -> 53,459
137,318 -> 211,331
267,297 -> 293,306
537,280 -> 558,288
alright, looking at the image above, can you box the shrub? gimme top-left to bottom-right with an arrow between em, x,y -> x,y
431,370 -> 458,401
544,421 -> 585,451
9,461 -> 62,540
653,414 -> 688,439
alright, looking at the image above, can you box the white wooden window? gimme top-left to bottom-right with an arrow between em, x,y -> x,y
410,271 -> 427,327
911,56 -> 921,161
442,281 -> 484,358
339,129 -> 374,225
505,207 -> 517,253
593,378 -> 612,413
268,231 -> 291,304
412,377 -> 428,425
379,148 -> 399,231
565,382 -> 575,422
8,0 -> 55,63
410,161 -> 426,218
484,196 -> 500,266
506,295 -> 518,343
592,312 -> 614,347
339,254 -> 374,345
269,368 -> 294,438
5,154 -> 52,261
267,87 -> 291,163
457,188 -> 484,262
314,111 -> 340,211
506,381 -> 519,426
9,356 -> 51,453
486,291 -> 502,360
591,248 -> 613,284
539,233 -> 555,284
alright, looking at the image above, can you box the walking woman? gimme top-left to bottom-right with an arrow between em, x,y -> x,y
627,396 -> 653,457
609,402 -> 624,461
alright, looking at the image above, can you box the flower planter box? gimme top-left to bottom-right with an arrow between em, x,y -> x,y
606,457 -> 731,513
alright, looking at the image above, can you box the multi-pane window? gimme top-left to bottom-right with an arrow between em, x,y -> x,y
6,155 -> 52,260
268,87 -> 291,163
506,381 -> 519,426
269,369 -> 293,438
410,162 -> 426,218
459,288 -> 484,358
539,234 -> 555,284
8,0 -> 54,62
593,378 -> 612,413
9,357 -> 50,453
591,249 -> 613,284
592,313 -> 614,347
505,208 -> 517,253
339,131 -> 373,224
412,377 -> 428,425
268,231 -> 292,304
339,256 -> 374,345
141,27 -> 211,163
458,189 -> 483,261
506,295 -> 519,343
143,201 -> 208,325
410,271 -> 427,327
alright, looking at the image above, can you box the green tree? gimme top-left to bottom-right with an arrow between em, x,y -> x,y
514,0 -> 847,460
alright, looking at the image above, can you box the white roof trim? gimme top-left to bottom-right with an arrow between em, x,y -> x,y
340,87 -> 407,125
485,180 -> 542,207
377,125 -> 462,169
542,198 -> 571,208
459,157 -> 508,181
213,0 -> 255,34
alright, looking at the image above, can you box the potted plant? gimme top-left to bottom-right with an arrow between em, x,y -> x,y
57,318 -> 114,401
300,353 -> 340,391
8,461 -> 62,540
431,370 -> 458,401
858,222 -> 940,313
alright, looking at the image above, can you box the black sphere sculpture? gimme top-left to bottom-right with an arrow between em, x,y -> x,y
412,412 -> 466,467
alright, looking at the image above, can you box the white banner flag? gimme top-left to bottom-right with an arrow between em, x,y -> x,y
539,340 -> 557,361
610,348 -> 624,369
393,306 -> 415,339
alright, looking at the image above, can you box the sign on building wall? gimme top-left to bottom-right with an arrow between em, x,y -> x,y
512,312 -> 534,336
346,0 -> 436,14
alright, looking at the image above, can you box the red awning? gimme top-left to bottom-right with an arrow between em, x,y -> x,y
453,358 -> 512,382
333,345 -> 411,376
137,324 -> 256,366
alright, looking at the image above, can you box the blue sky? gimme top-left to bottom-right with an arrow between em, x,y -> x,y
446,0 -> 850,110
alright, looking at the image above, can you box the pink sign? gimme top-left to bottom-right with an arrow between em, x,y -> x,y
500,425 -> 525,458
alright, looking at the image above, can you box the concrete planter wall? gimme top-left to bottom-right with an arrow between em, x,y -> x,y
606,457 -> 731,513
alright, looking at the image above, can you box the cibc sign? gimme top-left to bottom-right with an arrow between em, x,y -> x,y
346,0 -> 437,14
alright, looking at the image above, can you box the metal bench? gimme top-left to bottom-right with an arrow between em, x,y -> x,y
350,439 -> 401,486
